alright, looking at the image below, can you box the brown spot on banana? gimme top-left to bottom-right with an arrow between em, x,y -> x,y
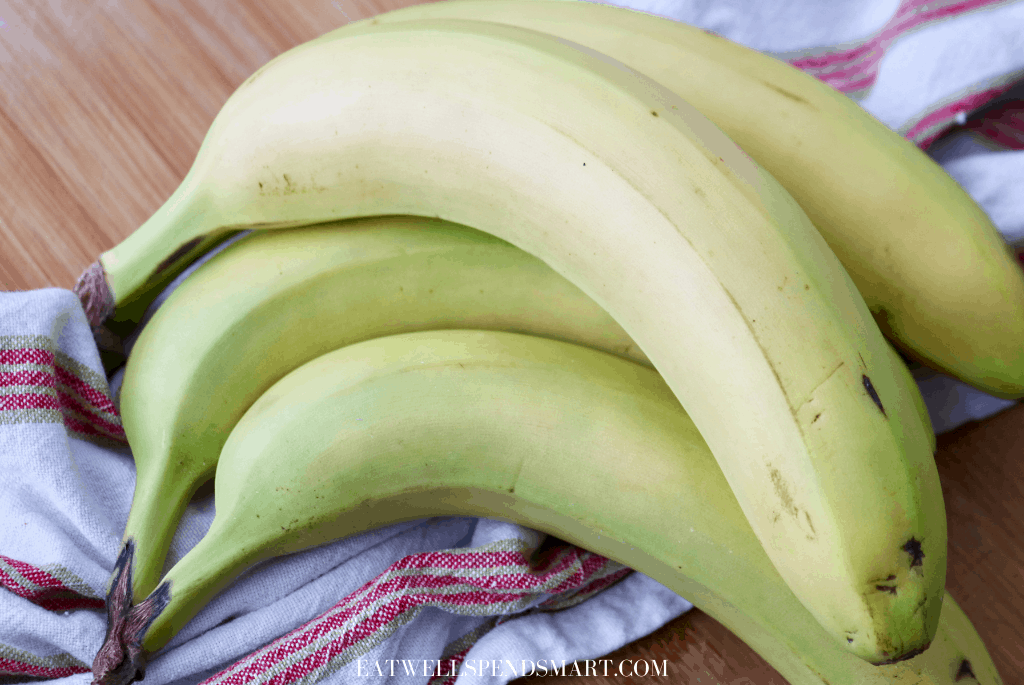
768,466 -> 798,518
956,659 -> 977,681
870,573 -> 899,595
758,79 -> 815,107
863,374 -> 886,416
767,466 -> 816,538
257,173 -> 329,196
856,538 -> 933,665
903,537 -> 925,568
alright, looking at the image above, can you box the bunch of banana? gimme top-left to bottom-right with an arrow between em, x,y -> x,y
94,331 -> 1000,685
79,0 -> 1018,679
90,13 -> 949,665
114,215 -> 649,607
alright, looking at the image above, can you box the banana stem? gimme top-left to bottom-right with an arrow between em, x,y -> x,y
119,472 -> 202,603
101,168 -> 217,314
139,518 -> 263,655
92,526 -> 257,685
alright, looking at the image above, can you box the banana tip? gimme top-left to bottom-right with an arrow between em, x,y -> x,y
956,659 -> 977,681
92,540 -> 170,685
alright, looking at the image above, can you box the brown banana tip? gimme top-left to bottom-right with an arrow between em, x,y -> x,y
92,581 -> 171,684
74,260 -> 116,327
93,540 -> 170,684
955,659 -> 976,681
105,541 -> 136,625
94,541 -> 136,684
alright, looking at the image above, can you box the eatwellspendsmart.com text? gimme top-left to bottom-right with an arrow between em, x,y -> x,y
356,658 -> 671,678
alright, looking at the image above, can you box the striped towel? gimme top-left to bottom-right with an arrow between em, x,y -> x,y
4,0 -> 1024,683
0,288 -> 688,685
614,0 -> 1024,149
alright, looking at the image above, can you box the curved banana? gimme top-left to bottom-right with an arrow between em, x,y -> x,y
94,331 -> 997,685
115,215 -> 647,604
357,0 -> 1024,399
97,18 -> 943,659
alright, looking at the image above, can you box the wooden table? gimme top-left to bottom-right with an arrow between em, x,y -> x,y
1,1 -> 1020,682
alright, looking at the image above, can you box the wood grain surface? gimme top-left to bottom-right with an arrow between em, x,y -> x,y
1,1 -> 1021,683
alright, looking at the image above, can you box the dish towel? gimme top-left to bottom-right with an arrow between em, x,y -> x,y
3,0 -> 1023,683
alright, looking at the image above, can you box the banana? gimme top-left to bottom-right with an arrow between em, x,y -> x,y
115,214 -> 648,605
94,18 -> 944,659
93,331 -> 997,685
352,0 -> 1024,399
114,212 -> 934,612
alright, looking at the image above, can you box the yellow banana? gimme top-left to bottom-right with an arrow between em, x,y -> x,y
93,331 -> 996,685
354,0 -> 1024,399
115,215 -> 647,604
93,18 -> 943,659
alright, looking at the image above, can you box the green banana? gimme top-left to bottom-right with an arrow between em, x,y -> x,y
356,0 -> 1024,399
93,18 -> 944,660
93,331 -> 996,685
115,215 -> 648,604
115,213 -> 933,609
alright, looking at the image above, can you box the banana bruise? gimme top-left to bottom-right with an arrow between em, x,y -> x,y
116,216 -> 648,603
95,331 -> 998,685
356,0 -> 1024,400
99,19 -> 944,660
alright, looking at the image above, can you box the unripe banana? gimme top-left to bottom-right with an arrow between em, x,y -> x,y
114,213 -> 934,616
93,331 -> 997,685
355,0 -> 1024,399
116,215 -> 648,604
96,18 -> 944,659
